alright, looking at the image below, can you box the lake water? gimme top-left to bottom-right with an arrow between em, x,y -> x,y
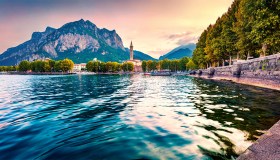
0,74 -> 279,160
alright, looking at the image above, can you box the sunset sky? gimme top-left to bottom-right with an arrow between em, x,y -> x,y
0,0 -> 234,58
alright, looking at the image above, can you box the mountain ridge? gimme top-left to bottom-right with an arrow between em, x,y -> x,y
159,43 -> 195,60
0,19 -> 154,65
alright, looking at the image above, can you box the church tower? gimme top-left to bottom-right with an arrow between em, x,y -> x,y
130,41 -> 134,60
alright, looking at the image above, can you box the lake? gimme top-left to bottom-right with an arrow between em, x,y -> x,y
0,74 -> 279,159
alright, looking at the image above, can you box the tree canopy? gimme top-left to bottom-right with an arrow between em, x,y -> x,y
193,0 -> 280,68
86,61 -> 134,73
142,57 -> 194,72
17,59 -> 74,72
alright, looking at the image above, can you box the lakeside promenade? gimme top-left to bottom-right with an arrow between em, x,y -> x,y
191,53 -> 280,91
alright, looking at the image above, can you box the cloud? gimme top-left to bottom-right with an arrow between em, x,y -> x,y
167,31 -> 198,46
168,32 -> 192,40
176,36 -> 198,45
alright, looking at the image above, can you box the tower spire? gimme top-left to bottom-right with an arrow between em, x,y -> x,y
130,41 -> 134,60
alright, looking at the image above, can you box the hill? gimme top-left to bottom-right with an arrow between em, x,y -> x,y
0,19 -> 153,65
159,43 -> 195,60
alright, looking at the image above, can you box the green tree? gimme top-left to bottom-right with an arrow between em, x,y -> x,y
106,62 -> 113,72
86,61 -> 94,72
234,0 -> 258,58
127,62 -> 134,72
122,62 -> 134,72
116,63 -> 122,72
49,60 -> 56,72
249,0 -> 280,54
151,61 -> 158,71
146,60 -> 153,72
43,61 -> 51,72
93,61 -> 100,72
99,62 -> 107,72
193,29 -> 208,68
186,59 -> 197,70
171,60 -> 180,72
30,60 -> 44,72
18,60 -> 31,72
54,61 -> 62,72
142,60 -> 147,72
60,59 -> 74,72
160,59 -> 170,70
179,57 -> 189,71
111,62 -> 120,72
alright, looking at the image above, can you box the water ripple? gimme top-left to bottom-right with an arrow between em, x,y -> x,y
0,75 -> 280,159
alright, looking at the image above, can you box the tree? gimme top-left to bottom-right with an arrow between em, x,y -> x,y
179,57 -> 189,71
1,65 -> 17,71
192,0 -> 280,68
142,60 -> 147,72
186,59 -> 197,70
116,63 -> 122,72
234,0 -> 258,58
94,61 -> 100,72
122,62 -> 134,72
160,59 -> 170,70
106,62 -> 113,72
127,62 -> 134,72
54,61 -> 62,72
30,60 -> 45,72
193,29 -> 208,68
49,60 -> 56,72
43,62 -> 51,72
18,60 -> 31,72
146,60 -> 153,72
111,62 -> 120,72
60,58 -> 74,72
86,61 -> 94,72
99,62 -> 107,72
151,61 -> 157,71
249,0 -> 280,54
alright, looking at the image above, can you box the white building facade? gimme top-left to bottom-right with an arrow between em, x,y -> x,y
73,63 -> 87,72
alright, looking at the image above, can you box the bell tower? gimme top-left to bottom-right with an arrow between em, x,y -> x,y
130,41 -> 133,60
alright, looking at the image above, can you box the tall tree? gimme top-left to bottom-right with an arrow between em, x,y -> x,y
18,60 -> 30,72
142,61 -> 147,72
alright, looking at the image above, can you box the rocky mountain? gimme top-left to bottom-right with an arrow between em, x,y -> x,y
159,43 -> 196,60
0,19 -> 153,65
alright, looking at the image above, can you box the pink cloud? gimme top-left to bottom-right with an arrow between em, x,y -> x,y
167,31 -> 198,46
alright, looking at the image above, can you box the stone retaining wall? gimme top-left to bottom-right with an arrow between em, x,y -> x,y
193,53 -> 280,90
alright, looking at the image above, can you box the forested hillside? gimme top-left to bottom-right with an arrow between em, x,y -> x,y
193,0 -> 280,68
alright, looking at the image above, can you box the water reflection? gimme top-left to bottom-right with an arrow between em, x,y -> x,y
0,75 -> 279,159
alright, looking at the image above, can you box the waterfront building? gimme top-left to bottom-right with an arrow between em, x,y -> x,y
124,41 -> 142,72
73,63 -> 87,72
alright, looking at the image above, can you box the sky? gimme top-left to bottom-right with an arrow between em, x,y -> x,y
0,0 -> 234,58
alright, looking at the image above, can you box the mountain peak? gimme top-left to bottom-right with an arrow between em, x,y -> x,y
0,19 -> 148,65
61,19 -> 94,28
45,26 -> 55,32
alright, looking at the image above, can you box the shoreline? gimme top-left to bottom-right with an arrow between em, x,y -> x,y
2,72 -> 77,75
190,75 -> 280,91
190,53 -> 280,91
0,72 -> 140,75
